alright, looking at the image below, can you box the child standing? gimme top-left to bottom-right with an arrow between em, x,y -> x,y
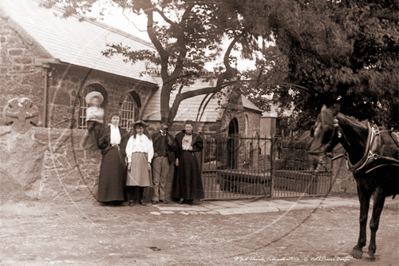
80,91 -> 104,150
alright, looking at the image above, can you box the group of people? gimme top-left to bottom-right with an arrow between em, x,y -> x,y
81,91 -> 204,207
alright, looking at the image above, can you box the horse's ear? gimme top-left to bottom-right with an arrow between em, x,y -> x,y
329,103 -> 341,116
321,104 -> 330,118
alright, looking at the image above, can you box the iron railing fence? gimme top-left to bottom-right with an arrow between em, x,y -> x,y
201,136 -> 273,200
272,138 -> 333,198
201,136 -> 332,200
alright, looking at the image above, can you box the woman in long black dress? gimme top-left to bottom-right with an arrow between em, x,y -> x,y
97,113 -> 128,205
172,120 -> 204,205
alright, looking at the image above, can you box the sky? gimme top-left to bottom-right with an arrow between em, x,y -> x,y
89,2 -> 258,71
97,4 -> 151,42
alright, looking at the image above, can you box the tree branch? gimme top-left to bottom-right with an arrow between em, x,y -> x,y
177,83 -> 184,94
196,93 -> 212,122
169,77 -> 310,123
180,81 -> 237,101
206,35 -> 241,95
178,77 -> 312,103
169,82 -> 229,122
198,92 -> 217,122
223,35 -> 240,77
169,3 -> 194,82
146,10 -> 169,79
256,81 -> 311,94
154,7 -> 179,27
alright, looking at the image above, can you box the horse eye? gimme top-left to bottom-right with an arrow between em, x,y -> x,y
310,126 -> 315,137
321,126 -> 334,144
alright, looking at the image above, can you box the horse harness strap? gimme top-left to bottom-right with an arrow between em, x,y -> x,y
339,122 -> 399,174
363,128 -> 399,174
332,154 -> 345,161
343,122 -> 373,173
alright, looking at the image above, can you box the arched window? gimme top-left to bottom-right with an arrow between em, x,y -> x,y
79,84 -> 107,129
120,94 -> 136,132
120,91 -> 141,132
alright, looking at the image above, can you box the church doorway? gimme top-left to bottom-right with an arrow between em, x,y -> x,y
227,118 -> 239,169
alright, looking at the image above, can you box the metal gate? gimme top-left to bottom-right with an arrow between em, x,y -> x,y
201,136 -> 333,200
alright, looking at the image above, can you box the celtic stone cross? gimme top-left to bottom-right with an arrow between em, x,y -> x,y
3,97 -> 40,134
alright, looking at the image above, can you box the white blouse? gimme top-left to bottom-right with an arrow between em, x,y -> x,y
182,134 -> 193,151
126,134 -> 154,163
109,124 -> 121,145
86,106 -> 104,123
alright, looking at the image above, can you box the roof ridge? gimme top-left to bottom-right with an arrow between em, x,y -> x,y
241,95 -> 263,112
33,0 -> 155,48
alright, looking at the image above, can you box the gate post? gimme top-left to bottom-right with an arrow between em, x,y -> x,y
271,137 -> 274,198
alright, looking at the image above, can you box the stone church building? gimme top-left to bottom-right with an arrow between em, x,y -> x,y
0,0 -> 265,138
1,0 -> 286,203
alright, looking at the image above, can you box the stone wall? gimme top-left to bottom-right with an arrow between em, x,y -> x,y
274,138 -> 316,171
0,125 -> 166,203
218,87 -> 245,136
45,66 -> 156,129
0,125 -> 97,203
0,15 -> 47,125
244,111 -> 261,138
274,136 -> 357,194
331,146 -> 357,194
0,14 -> 156,130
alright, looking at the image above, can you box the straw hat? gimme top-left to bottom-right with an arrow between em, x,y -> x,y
160,124 -> 168,130
85,91 -> 104,105
132,120 -> 149,127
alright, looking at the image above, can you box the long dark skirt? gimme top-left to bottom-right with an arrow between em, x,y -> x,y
97,146 -> 126,202
83,121 -> 103,151
172,150 -> 204,200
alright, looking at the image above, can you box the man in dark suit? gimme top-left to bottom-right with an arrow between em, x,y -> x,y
151,123 -> 176,204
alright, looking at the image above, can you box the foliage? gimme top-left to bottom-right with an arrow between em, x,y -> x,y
236,0 -> 399,129
240,45 -> 290,111
44,0 -> 273,126
45,0 -> 399,130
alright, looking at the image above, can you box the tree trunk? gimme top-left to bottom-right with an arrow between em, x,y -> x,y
160,82 -> 172,126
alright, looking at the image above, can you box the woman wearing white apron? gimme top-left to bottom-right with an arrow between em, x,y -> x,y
126,120 -> 153,206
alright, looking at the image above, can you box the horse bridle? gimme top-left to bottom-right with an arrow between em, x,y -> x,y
324,117 -> 343,155
311,116 -> 345,159
329,117 -> 399,174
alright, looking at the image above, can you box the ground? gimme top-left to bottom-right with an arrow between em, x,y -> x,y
0,200 -> 398,266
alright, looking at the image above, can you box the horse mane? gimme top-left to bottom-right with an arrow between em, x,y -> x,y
319,106 -> 335,127
337,113 -> 368,132
318,106 -> 369,139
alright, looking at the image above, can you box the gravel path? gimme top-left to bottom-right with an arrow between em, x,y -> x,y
0,201 -> 398,265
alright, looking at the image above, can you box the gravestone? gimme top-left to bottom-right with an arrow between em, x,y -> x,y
0,97 -> 45,201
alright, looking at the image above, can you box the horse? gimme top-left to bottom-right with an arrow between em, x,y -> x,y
308,104 -> 399,259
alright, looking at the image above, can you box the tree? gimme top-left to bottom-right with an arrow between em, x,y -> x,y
235,0 -> 399,129
240,45 -> 290,111
45,0 -> 272,126
47,0 -> 399,129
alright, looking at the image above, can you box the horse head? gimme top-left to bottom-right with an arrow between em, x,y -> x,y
309,104 -> 341,159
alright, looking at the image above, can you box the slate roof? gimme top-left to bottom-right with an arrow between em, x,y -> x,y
143,77 -> 224,122
142,77 -> 262,122
241,95 -> 263,113
0,0 -> 261,122
0,0 -> 158,84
